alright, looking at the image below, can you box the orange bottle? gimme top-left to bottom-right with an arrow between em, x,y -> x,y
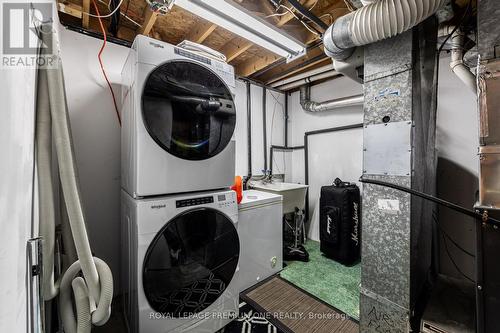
231,176 -> 243,204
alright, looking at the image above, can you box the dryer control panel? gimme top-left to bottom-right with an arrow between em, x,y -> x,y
176,196 -> 214,208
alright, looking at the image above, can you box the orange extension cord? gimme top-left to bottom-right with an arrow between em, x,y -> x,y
92,0 -> 122,126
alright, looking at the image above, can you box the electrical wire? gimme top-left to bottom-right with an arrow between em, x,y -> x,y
441,231 -> 475,283
438,0 -> 472,54
85,0 -> 124,18
432,211 -> 475,257
359,177 -> 500,227
92,0 -> 122,126
99,0 -> 141,27
265,3 -> 322,36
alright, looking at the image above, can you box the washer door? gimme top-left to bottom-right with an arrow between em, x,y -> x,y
142,208 -> 239,317
142,60 -> 236,161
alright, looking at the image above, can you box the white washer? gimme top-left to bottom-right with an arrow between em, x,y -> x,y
121,189 -> 240,333
237,190 -> 283,292
121,35 -> 237,198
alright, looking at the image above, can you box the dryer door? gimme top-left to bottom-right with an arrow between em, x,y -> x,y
142,208 -> 239,317
142,60 -> 236,161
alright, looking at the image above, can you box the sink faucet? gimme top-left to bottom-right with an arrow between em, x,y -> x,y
262,169 -> 273,184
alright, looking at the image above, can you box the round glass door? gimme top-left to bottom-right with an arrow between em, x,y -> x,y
142,208 -> 239,317
142,61 -> 236,161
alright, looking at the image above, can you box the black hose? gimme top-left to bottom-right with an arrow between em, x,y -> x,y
359,177 -> 500,227
287,0 -> 329,31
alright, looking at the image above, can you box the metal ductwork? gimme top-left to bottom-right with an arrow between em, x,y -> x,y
323,0 -> 447,61
299,85 -> 363,112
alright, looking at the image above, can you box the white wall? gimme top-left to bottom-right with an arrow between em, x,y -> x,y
234,81 -> 286,177
59,28 -> 284,292
59,27 -> 129,292
435,55 -> 478,280
285,55 -> 478,279
287,77 -> 364,241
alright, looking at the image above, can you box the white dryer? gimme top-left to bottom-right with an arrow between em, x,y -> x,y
121,35 -> 237,198
121,189 -> 240,333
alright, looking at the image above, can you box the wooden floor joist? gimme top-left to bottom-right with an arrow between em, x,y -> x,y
185,20 -> 217,44
138,7 -> 158,36
219,37 -> 253,63
82,0 -> 90,28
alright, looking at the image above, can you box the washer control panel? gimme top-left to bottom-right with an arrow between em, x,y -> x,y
217,193 -> 236,208
176,196 -> 214,208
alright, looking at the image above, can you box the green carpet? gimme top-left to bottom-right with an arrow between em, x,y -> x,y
280,240 -> 361,319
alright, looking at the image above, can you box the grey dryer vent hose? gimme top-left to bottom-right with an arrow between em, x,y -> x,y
36,66 -> 60,300
37,26 -> 113,333
323,0 -> 447,60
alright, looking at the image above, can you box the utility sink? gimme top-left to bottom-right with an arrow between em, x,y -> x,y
250,182 -> 309,214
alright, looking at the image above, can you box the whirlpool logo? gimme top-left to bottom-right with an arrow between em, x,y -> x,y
151,204 -> 166,210
351,202 -> 359,246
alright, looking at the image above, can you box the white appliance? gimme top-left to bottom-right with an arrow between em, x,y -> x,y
237,190 -> 283,292
121,189 -> 240,333
121,35 -> 237,198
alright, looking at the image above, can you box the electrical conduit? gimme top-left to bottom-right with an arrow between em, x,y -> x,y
38,26 -> 113,332
323,0 -> 448,60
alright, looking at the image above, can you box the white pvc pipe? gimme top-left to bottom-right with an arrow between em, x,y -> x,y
269,65 -> 335,87
276,70 -> 339,91
449,28 -> 477,93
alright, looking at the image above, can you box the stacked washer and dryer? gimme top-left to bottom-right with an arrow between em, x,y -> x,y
120,35 -> 240,333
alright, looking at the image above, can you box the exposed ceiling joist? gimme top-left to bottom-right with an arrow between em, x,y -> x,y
260,0 -> 280,24
185,20 -> 217,43
82,0 -> 90,28
277,0 -> 317,27
257,45 -> 327,83
219,36 -> 253,63
236,52 -> 281,77
58,1 -> 83,19
138,7 -> 158,35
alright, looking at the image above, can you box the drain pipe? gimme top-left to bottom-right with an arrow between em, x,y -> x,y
323,0 -> 448,61
300,85 -> 363,112
243,81 -> 252,190
448,27 -> 477,93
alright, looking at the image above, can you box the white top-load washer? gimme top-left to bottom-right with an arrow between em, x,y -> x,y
121,189 -> 240,333
121,35 -> 237,198
237,190 -> 283,292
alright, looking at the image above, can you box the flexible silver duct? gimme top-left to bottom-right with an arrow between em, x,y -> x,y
37,26 -> 113,333
323,0 -> 447,60
299,85 -> 363,112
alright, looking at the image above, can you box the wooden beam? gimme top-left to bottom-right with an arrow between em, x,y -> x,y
236,53 -> 281,77
255,46 -> 326,83
82,0 -> 90,28
58,1 -> 82,19
261,0 -> 280,24
266,54 -> 330,85
218,37 -> 253,63
276,0 -> 316,27
185,20 -> 217,44
138,7 -> 158,36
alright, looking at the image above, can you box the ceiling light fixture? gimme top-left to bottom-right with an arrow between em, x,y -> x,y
174,0 -> 306,61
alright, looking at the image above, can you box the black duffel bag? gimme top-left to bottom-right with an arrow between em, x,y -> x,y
319,178 -> 361,266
